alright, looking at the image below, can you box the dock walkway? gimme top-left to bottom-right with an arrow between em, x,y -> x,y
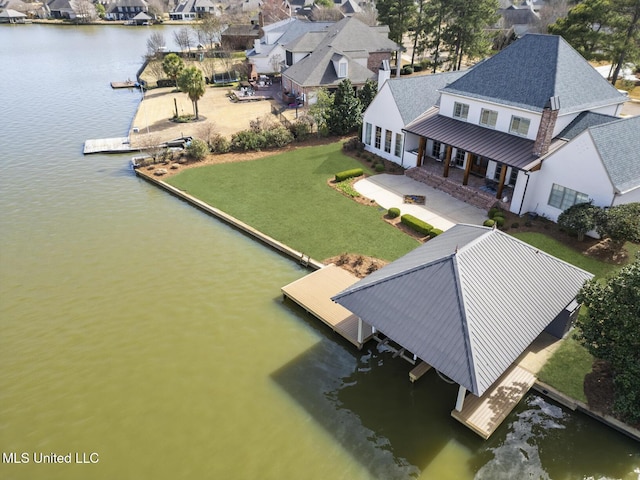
281,265 -> 373,349
84,137 -> 136,154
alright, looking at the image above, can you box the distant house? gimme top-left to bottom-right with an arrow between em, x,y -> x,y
333,223 -> 593,405
221,23 -> 261,50
246,17 -> 334,75
47,0 -> 75,19
104,0 -> 149,21
280,16 -> 401,105
169,0 -> 218,21
496,4 -> 541,37
369,34 -> 635,220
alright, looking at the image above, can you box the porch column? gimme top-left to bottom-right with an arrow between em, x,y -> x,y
416,137 -> 426,167
463,153 -> 473,185
443,145 -> 452,177
455,385 -> 467,412
496,164 -> 508,199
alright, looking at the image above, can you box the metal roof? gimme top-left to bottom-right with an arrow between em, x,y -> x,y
442,34 -> 626,114
403,107 -> 566,170
332,224 -> 593,396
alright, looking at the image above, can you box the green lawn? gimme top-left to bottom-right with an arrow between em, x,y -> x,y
512,231 -> 638,403
166,142 -> 420,261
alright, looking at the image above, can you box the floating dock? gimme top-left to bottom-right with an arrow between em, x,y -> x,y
282,265 -> 373,349
111,81 -> 138,89
83,137 -> 136,154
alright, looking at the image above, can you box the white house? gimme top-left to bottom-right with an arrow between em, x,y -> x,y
367,34 -> 636,218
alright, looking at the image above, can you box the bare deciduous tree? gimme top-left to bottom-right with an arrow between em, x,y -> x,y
146,32 -> 166,59
192,14 -> 224,50
174,28 -> 194,55
70,0 -> 97,23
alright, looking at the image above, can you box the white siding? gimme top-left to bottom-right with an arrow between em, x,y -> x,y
361,83 -> 406,165
439,93 -> 542,140
520,132 -> 615,220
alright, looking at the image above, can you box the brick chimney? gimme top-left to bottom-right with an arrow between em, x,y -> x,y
533,96 -> 560,157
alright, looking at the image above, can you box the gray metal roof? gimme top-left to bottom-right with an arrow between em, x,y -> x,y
442,34 -> 626,114
557,111 -> 619,141
332,224 -> 593,396
403,107 -> 566,170
588,115 -> 640,194
387,71 -> 467,125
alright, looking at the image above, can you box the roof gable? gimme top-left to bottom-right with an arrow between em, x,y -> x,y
333,225 -> 593,396
442,34 -> 625,113
588,115 -> 640,193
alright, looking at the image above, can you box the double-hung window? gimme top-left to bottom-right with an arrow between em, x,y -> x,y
374,126 -> 381,149
509,116 -> 530,136
548,184 -> 589,210
394,133 -> 403,157
480,109 -> 498,128
453,102 -> 469,120
384,130 -> 392,153
364,123 -> 372,145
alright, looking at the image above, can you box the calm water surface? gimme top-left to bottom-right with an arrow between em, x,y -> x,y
0,24 -> 639,480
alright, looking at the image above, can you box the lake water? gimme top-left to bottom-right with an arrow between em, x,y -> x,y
0,24 -> 638,480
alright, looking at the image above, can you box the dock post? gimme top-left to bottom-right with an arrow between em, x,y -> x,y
357,317 -> 363,344
455,385 -> 467,412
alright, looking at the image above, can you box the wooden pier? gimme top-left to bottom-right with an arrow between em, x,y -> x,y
83,137 -> 136,154
409,361 -> 432,382
281,265 -> 374,349
111,81 -> 138,89
451,364 -> 536,439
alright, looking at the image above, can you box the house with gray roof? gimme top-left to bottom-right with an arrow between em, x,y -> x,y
0,8 -> 27,22
105,0 -> 149,21
280,16 -> 401,104
383,33 -> 634,221
332,224 -> 592,402
362,71 -> 466,164
246,17 -> 334,75
169,0 -> 218,20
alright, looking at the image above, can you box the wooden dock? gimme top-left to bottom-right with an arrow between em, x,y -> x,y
451,364 -> 536,439
111,81 -> 138,89
281,265 -> 373,348
409,361 -> 432,382
83,137 -> 136,154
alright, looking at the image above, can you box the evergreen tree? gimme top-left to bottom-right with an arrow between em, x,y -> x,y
328,79 -> 362,136
177,67 -> 206,119
357,79 -> 378,111
162,53 -> 185,86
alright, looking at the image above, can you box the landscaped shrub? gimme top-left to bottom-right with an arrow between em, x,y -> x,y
494,216 -> 505,227
483,219 -> 496,227
387,207 -> 400,218
488,207 -> 500,218
335,168 -> 363,182
342,137 -> 365,152
401,214 -> 433,236
263,126 -> 294,148
413,64 -> 423,72
430,228 -> 443,236
186,138 -> 209,161
511,222 -> 520,229
230,130 -> 266,151
375,163 -> 385,172
210,134 -> 230,153
401,65 -> 414,75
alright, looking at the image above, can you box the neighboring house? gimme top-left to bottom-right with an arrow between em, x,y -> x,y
333,223 -> 593,405
496,4 -> 541,37
280,16 -> 401,104
47,0 -> 76,18
362,71 -> 466,164
169,0 -> 218,20
221,23 -> 261,50
385,34 -> 632,220
246,17 -> 334,75
105,0 -> 149,21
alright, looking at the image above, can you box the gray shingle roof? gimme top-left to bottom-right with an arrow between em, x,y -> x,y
588,115 -> 640,194
332,224 -> 593,396
557,111 -> 619,141
282,16 -> 400,87
442,34 -> 626,114
387,71 -> 467,125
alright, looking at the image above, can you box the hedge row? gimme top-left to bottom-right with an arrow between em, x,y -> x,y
335,168 -> 364,182
401,214 -> 437,236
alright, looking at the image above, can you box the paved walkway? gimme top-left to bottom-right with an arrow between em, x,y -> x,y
354,174 -> 488,231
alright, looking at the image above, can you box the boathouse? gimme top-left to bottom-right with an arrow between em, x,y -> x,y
332,224 -> 593,437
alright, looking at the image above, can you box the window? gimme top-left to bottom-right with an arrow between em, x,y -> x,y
395,133 -> 403,157
548,184 -> 589,210
509,116 -> 530,136
455,149 -> 466,167
480,109 -> 498,128
431,141 -> 442,159
453,102 -> 469,120
508,168 -> 518,186
384,130 -> 392,153
338,62 -> 347,78
494,164 -> 504,181
285,50 -> 293,66
374,126 -> 381,149
364,123 -> 372,145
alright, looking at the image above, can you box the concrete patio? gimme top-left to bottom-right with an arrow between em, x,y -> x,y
354,174 -> 488,231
